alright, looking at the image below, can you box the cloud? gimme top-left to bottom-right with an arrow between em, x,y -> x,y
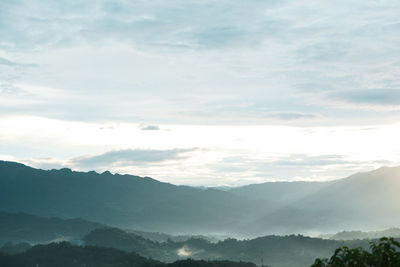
206,153 -> 396,184
272,154 -> 352,167
140,124 -> 160,131
331,89 -> 400,106
266,113 -> 317,120
0,57 -> 20,66
0,83 -> 19,94
215,154 -> 354,174
72,148 -> 197,168
193,26 -> 246,47
176,245 -> 201,257
0,57 -> 36,67
0,0 -> 264,51
21,157 -> 67,170
295,41 -> 351,63
0,0 -> 399,126
1,0 -> 400,187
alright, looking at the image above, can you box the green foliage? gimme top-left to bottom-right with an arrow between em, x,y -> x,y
311,237 -> 400,267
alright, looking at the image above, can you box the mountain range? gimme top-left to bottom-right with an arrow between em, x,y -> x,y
0,211 -> 102,245
0,161 -> 256,234
1,211 -> 400,267
243,166 -> 400,235
0,242 -> 257,267
1,160 -> 400,235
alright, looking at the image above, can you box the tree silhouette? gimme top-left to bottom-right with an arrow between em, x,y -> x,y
311,237 -> 400,266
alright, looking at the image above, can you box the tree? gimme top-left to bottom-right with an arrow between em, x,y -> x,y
311,237 -> 400,267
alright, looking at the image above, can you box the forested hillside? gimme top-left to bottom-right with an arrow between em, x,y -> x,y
0,242 -> 256,267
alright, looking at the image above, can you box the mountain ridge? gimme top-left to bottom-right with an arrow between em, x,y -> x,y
0,160 -> 258,234
1,160 -> 400,236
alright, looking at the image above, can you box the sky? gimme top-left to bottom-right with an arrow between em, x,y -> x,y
1,0 -> 400,186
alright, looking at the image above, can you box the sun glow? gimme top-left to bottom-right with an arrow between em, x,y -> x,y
1,114 -> 399,186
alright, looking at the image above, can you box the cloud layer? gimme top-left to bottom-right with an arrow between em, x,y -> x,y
0,0 -> 399,125
72,148 -> 197,167
1,0 -> 400,185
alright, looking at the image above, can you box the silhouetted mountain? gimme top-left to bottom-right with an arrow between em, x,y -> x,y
0,211 -> 103,245
163,259 -> 256,267
128,230 -> 218,243
2,211 -> 400,267
0,161 -> 257,233
0,242 -> 256,267
328,228 -> 400,240
84,227 -> 173,260
82,227 -> 382,267
0,242 -> 31,255
0,210 -> 217,247
229,181 -> 331,205
0,241 -> 159,267
244,166 -> 400,235
2,160 -> 400,236
84,227 -> 219,263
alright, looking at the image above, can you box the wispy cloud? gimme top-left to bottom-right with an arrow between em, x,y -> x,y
72,148 -> 198,168
0,57 -> 21,67
272,154 -> 352,167
265,113 -> 317,121
208,153 -> 396,184
331,89 -> 400,107
0,57 -> 36,67
0,0 -> 399,125
140,124 -> 160,131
